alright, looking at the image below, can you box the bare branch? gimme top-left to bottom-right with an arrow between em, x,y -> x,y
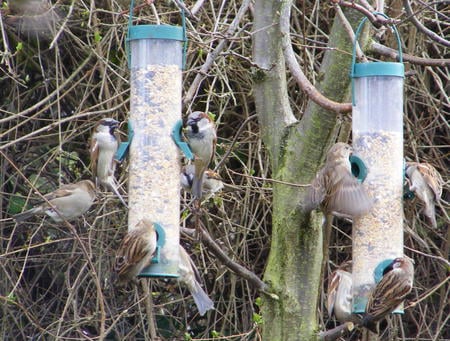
183,0 -> 252,108
182,226 -> 278,298
318,322 -> 354,341
331,0 -> 400,27
282,36 -> 352,113
403,0 -> 450,47
370,42 -> 450,67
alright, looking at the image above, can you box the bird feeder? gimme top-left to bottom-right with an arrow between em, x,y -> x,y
351,14 -> 405,313
127,1 -> 186,277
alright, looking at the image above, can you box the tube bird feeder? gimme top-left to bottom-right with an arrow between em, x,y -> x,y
127,2 -> 186,277
351,15 -> 405,313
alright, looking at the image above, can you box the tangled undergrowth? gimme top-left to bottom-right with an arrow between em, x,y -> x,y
0,0 -> 448,340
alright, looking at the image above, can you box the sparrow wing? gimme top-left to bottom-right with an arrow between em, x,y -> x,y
89,137 -> 99,177
416,163 -> 443,200
305,169 -> 326,212
205,169 -> 221,180
182,246 -> 203,283
365,270 -> 410,322
44,183 -> 79,201
327,168 -> 373,217
327,270 -> 340,317
114,229 -> 155,278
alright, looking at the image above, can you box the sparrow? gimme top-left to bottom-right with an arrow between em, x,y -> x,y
405,162 -> 443,228
114,219 -> 157,285
327,261 -> 352,323
180,164 -> 224,198
362,257 -> 414,333
184,111 -> 217,199
178,245 -> 214,316
90,118 -> 127,207
305,142 -> 373,218
13,180 -> 96,223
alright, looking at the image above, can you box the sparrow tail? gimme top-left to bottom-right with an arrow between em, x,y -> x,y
192,159 -> 206,199
424,204 -> 437,228
13,207 -> 41,222
361,315 -> 378,334
190,281 -> 214,316
107,178 -> 128,208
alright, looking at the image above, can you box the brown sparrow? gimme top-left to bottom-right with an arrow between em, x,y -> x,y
13,180 -> 96,222
327,261 -> 352,323
184,111 -> 217,199
114,219 -> 157,285
405,162 -> 443,228
305,142 -> 373,217
362,257 -> 414,333
178,245 -> 214,316
180,164 -> 224,198
90,118 -> 127,207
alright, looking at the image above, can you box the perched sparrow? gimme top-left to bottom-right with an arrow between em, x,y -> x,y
114,219 -> 157,285
327,261 -> 352,323
180,164 -> 224,197
13,180 -> 95,223
178,245 -> 214,316
362,257 -> 414,333
184,111 -> 217,199
305,142 -> 373,218
405,162 -> 443,228
90,118 -> 127,207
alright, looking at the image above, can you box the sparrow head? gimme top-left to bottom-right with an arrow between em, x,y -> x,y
181,165 -> 195,190
384,257 -> 414,277
95,118 -> 119,134
186,111 -> 212,133
326,142 -> 352,163
79,179 -> 96,196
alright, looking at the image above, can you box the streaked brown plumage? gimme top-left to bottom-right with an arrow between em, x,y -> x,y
90,118 -> 127,207
305,142 -> 373,218
180,164 -> 223,197
327,261 -> 352,323
178,245 -> 214,316
405,162 -> 443,228
362,257 -> 414,333
13,180 -> 96,222
114,219 -> 157,285
184,111 -> 217,199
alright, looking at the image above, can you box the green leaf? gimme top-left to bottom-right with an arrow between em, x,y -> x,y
252,312 -> 264,325
16,42 -> 23,52
255,296 -> 262,307
94,31 -> 102,43
7,195 -> 27,215
207,112 -> 216,121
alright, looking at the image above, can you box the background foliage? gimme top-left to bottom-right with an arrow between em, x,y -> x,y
0,0 -> 448,340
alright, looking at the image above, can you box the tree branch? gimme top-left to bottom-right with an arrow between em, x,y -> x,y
331,0 -> 400,27
181,226 -> 277,299
183,0 -> 252,107
370,42 -> 450,67
403,0 -> 450,47
282,34 -> 352,113
318,322 -> 354,341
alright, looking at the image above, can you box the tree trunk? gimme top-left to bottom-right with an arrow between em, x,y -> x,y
252,1 -> 364,339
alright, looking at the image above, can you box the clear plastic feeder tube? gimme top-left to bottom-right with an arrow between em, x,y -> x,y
128,25 -> 184,277
352,62 -> 405,312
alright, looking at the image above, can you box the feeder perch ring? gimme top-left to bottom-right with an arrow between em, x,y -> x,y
115,120 -> 134,162
172,120 -> 194,160
350,155 -> 368,183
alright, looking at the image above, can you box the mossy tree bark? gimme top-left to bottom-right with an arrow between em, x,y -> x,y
252,1 -> 364,340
